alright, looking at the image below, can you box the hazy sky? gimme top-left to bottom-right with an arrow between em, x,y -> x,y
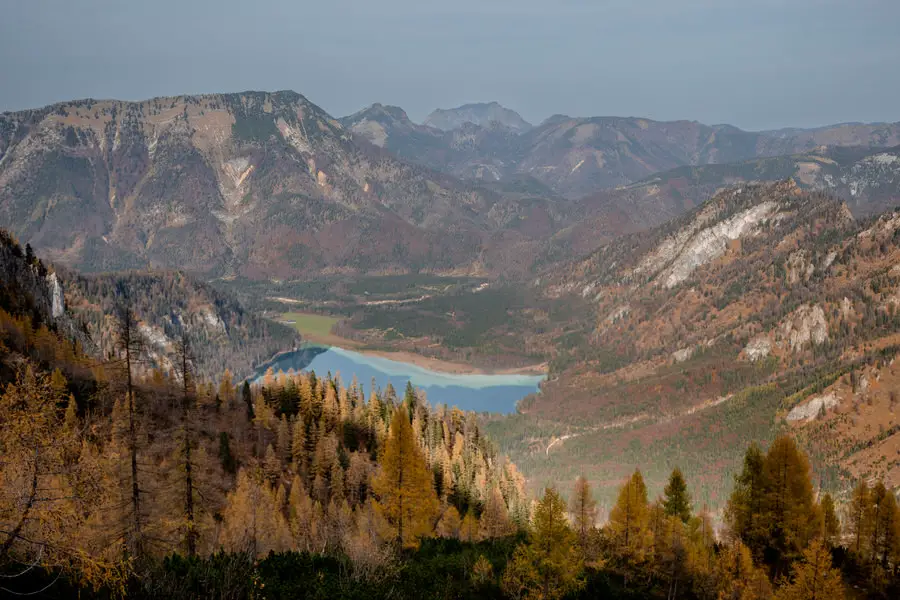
2,0 -> 899,130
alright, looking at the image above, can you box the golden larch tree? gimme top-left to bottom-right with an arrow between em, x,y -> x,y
773,540 -> 845,600
371,408 -> 439,548
480,486 -> 514,540
501,487 -> 583,600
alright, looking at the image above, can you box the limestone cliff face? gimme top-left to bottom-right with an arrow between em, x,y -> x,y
640,200 -> 779,289
0,232 -> 92,352
779,304 -> 829,351
48,271 -> 65,318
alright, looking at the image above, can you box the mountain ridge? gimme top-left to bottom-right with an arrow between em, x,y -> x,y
340,98 -> 900,198
0,90 -> 568,279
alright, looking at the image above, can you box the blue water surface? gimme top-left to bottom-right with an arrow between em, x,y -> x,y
254,346 -> 543,414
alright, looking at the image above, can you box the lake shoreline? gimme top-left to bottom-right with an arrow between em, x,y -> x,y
257,342 -> 547,379
357,348 -> 547,377
273,310 -> 547,378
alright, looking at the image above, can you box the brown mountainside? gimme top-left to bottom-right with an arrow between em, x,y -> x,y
487,181 -> 900,509
0,91 -> 564,278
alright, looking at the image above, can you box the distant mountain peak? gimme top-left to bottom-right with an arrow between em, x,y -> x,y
424,102 -> 532,133
540,114 -> 574,126
347,103 -> 412,124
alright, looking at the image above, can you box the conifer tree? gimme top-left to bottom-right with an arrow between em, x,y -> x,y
609,469 -> 650,553
291,415 -> 306,471
608,469 -> 650,587
242,380 -> 253,420
847,480 -> 872,556
114,297 -> 144,555
371,408 -> 439,548
263,444 -> 281,484
726,443 -> 769,559
173,331 -> 198,556
437,504 -> 462,538
663,467 -> 692,523
276,415 -> 291,463
763,435 -> 816,572
480,486 -> 514,540
714,540 -> 772,600
869,481 -> 900,570
501,488 -> 583,600
218,368 -> 235,408
774,540 -> 845,600
460,511 -> 480,542
221,467 -> 290,556
288,476 -> 314,551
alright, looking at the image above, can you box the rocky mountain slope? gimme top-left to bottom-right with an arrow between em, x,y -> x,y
0,228 -> 296,380
5,89 -> 896,282
0,91 -> 563,278
486,181 -> 900,508
596,144 -> 900,224
343,104 -> 900,199
482,117 -> 900,198
0,229 -> 91,354
533,145 -> 900,269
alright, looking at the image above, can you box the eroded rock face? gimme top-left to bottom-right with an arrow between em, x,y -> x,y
785,250 -> 815,285
840,297 -> 854,319
634,200 -> 780,289
672,347 -> 695,363
47,271 -> 65,318
605,304 -> 631,324
787,392 -> 839,422
663,202 -> 778,288
780,304 -> 829,351
744,336 -> 772,361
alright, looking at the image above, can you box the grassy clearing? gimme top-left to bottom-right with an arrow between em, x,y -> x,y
279,312 -> 344,344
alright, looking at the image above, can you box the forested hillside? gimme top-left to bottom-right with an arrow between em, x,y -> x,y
62,269 -> 298,380
483,181 -> 900,512
0,234 -> 527,596
2,216 -> 900,599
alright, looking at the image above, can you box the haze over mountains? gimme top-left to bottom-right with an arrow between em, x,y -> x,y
4,90 -> 899,282
341,99 -> 900,198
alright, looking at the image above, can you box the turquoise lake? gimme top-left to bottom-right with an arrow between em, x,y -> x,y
254,346 -> 544,414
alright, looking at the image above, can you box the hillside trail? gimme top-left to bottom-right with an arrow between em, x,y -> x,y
543,393 -> 734,456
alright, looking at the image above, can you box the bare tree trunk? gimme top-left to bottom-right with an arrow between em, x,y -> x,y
116,297 -> 144,556
178,333 -> 198,556
125,311 -> 142,554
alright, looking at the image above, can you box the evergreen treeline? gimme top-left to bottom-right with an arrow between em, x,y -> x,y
0,270 -> 530,596
61,269 -> 299,380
